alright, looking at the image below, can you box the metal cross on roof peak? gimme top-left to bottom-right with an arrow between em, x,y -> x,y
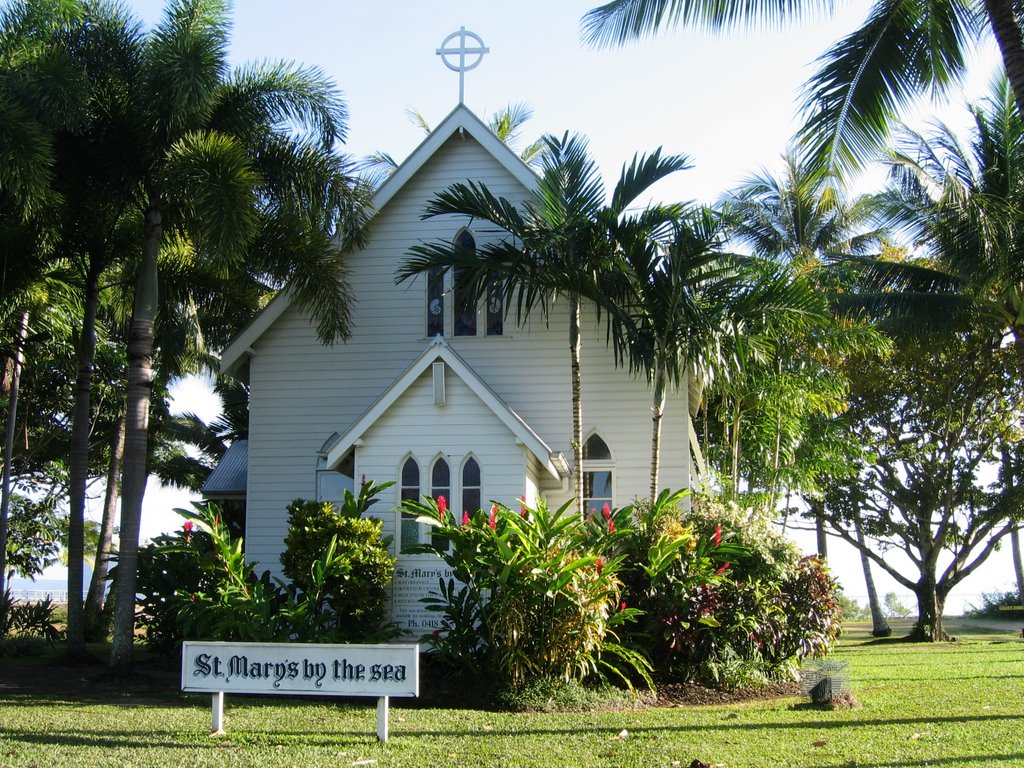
436,27 -> 489,105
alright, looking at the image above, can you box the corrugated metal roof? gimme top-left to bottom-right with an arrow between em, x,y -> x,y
201,439 -> 248,496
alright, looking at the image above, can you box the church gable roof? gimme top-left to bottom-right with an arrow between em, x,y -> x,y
325,337 -> 568,482
219,104 -> 536,377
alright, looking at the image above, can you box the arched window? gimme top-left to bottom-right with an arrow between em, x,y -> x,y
462,457 -> 481,516
582,434 -> 613,515
431,457 -> 451,550
453,229 -> 477,337
400,457 -> 421,553
486,274 -> 503,336
426,268 -> 444,338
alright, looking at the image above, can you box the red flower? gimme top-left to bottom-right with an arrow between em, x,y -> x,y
602,503 -> 612,520
716,562 -> 730,575
619,601 -> 627,611
213,514 -> 220,528
713,524 -> 722,548
595,557 -> 604,575
520,495 -> 528,517
182,520 -> 193,543
462,511 -> 470,525
488,505 -> 498,530
432,629 -> 441,639
607,519 -> 615,534
437,495 -> 447,516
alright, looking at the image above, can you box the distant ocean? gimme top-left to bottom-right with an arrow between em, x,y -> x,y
8,576 -> 83,602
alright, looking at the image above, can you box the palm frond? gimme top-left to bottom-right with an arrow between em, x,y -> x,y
797,0 -> 979,176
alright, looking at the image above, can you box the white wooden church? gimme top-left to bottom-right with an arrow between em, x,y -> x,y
214,102 -> 694,631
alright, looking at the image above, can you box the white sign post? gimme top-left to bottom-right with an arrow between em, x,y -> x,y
181,641 -> 419,742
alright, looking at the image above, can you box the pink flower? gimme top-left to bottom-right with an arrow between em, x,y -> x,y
595,557 -> 604,575
602,503 -> 612,520
713,524 -> 722,548
520,495 -> 528,517
183,520 -> 193,543
607,519 -> 615,534
437,495 -> 447,516
462,511 -> 470,525
716,562 -> 730,575
488,505 -> 498,530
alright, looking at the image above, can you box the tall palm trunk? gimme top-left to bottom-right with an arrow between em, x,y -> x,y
649,365 -> 667,504
0,311 -> 30,599
110,207 -> 160,673
856,515 -> 891,637
984,0 -> 1024,119
85,411 -> 125,620
67,262 -> 101,659
569,296 -> 584,516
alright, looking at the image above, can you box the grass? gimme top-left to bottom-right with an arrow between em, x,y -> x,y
1,618 -> 1022,767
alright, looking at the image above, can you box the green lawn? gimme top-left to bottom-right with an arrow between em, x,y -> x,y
1,618 -> 1022,767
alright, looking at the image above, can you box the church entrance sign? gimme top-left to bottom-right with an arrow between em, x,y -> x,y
181,641 -> 419,741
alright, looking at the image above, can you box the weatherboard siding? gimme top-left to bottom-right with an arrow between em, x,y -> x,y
241,123 -> 689,578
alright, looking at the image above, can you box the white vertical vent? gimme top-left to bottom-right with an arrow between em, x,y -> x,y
433,361 -> 446,405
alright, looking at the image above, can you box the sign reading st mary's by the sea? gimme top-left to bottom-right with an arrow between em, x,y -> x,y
181,641 -> 419,698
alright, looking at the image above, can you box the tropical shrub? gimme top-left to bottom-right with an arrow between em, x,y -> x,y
614,491 -> 841,685
403,495 -> 650,691
280,483 -> 397,640
134,492 -> 398,649
0,589 -> 62,645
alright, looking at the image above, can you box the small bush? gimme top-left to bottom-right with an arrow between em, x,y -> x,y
280,485 -> 397,641
0,635 -> 53,657
965,589 -> 1023,618
494,676 -> 650,712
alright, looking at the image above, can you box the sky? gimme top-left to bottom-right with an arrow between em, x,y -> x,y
16,0 -> 1015,613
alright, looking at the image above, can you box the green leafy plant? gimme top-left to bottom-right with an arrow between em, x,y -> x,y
279,482 -> 397,641
404,495 -> 650,691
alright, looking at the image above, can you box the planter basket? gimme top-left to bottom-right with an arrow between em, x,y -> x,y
800,659 -> 850,704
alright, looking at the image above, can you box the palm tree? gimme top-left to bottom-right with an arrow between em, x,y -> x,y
867,75 -> 1024,377
581,0 -> 1024,177
617,204 -> 827,502
399,132 -> 689,514
719,155 -> 886,522
104,0 -> 363,672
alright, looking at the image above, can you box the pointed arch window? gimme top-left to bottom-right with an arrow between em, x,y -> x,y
462,457 -> 481,516
453,229 -> 477,337
582,434 -> 614,515
426,267 -> 444,338
431,457 -> 451,551
400,457 -> 421,553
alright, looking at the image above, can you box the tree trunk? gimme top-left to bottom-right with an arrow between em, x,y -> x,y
649,367 -> 666,505
984,0 -> 1024,120
1012,525 -> 1024,607
110,207 -> 160,674
0,311 -> 30,600
85,411 -> 125,620
67,263 -> 101,659
810,498 -> 828,559
569,296 -> 584,516
911,572 -> 948,642
856,515 -> 891,637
